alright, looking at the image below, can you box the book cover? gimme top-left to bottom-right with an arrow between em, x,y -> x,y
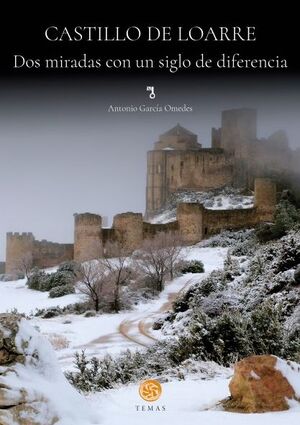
0,8 -> 299,425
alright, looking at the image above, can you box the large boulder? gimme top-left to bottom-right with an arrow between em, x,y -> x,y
223,355 -> 300,413
0,313 -> 99,425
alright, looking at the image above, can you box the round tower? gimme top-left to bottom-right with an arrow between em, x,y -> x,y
113,212 -> 143,253
5,232 -> 34,274
74,213 -> 103,263
177,203 -> 204,245
254,178 -> 277,221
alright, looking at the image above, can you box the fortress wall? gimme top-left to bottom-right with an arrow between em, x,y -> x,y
166,149 -> 234,193
254,178 -> 277,221
5,232 -> 34,274
203,208 -> 258,236
143,221 -> 179,239
177,203 -> 204,245
113,212 -> 143,253
74,213 -> 103,262
33,241 -> 73,268
102,228 -> 116,245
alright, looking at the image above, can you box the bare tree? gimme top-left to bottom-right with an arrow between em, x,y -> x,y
78,242 -> 135,313
134,232 -> 183,293
100,241 -> 133,313
78,261 -> 107,312
15,253 -> 34,279
163,231 -> 184,280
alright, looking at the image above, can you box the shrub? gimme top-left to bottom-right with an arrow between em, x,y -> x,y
66,344 -> 172,393
40,271 -> 74,291
48,334 -> 69,350
247,302 -> 284,356
27,268 -> 76,293
180,260 -> 205,274
256,200 -> 300,242
58,261 -> 81,277
49,284 -> 75,298
27,270 -> 48,290
84,310 -> 96,317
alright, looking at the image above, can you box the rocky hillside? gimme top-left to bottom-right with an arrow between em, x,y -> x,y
154,228 -> 300,365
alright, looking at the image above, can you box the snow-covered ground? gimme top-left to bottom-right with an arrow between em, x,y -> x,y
0,246 -> 227,370
87,376 -> 300,425
0,279 -> 85,315
1,242 -> 300,424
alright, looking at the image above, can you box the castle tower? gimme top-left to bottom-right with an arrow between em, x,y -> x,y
176,203 -> 204,245
220,108 -> 257,158
113,212 -> 143,253
146,150 -> 167,218
254,178 -> 277,221
74,213 -> 103,263
5,232 -> 34,274
146,124 -> 202,218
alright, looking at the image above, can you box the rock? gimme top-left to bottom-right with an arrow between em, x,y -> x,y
42,308 -> 60,319
223,355 -> 298,413
294,265 -> 300,285
0,313 -> 99,425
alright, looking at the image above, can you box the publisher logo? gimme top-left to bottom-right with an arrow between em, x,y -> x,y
146,86 -> 156,99
139,379 -> 162,402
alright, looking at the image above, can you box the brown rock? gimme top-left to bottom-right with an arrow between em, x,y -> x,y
224,355 -> 296,413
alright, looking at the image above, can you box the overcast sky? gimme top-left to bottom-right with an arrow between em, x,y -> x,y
0,75 -> 299,260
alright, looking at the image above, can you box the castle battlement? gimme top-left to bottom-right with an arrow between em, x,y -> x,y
6,232 -> 34,240
74,212 -> 102,226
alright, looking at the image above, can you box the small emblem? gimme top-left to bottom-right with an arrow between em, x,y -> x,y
146,86 -> 156,99
139,379 -> 162,402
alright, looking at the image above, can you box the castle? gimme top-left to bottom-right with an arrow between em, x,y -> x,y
146,108 -> 292,218
6,107 -> 290,275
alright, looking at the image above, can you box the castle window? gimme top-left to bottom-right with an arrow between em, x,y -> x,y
204,227 -> 208,235
171,165 -> 174,171
180,161 -> 184,168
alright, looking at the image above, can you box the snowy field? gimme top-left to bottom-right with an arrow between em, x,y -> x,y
87,377 -> 300,425
0,246 -> 227,370
1,244 -> 300,424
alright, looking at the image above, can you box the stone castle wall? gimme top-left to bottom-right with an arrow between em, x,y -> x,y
33,240 -> 73,269
146,108 -> 291,218
177,178 -> 277,244
5,178 -> 277,272
5,233 -> 73,274
146,148 -> 234,217
146,109 -> 258,218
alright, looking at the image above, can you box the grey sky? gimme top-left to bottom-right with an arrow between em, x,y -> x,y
0,76 -> 299,260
